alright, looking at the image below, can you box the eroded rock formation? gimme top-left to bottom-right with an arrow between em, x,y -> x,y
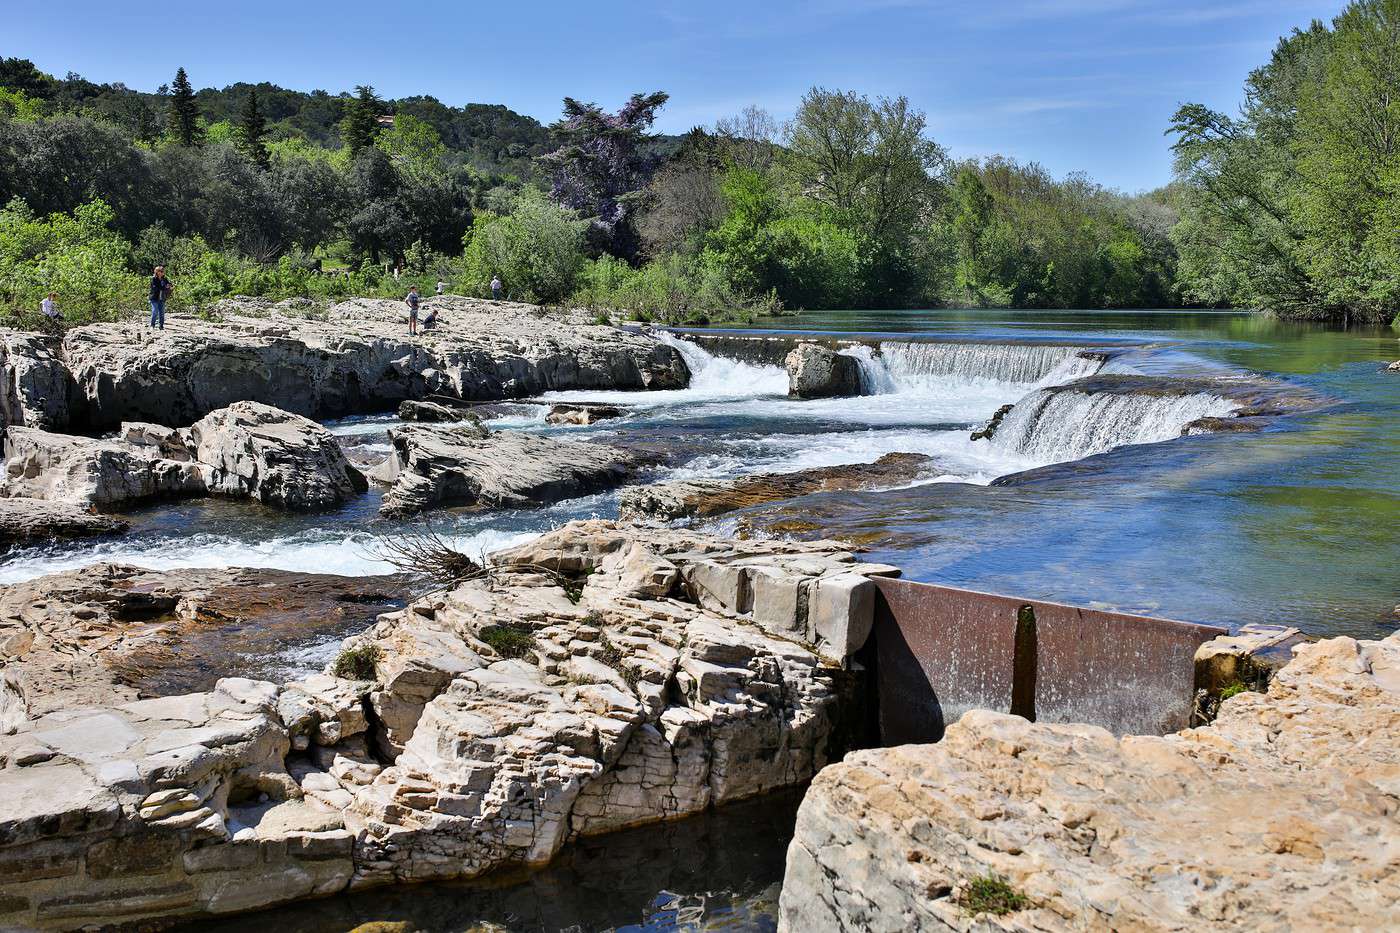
0,298 -> 689,433
376,425 -> 639,516
545,402 -> 626,425
0,521 -> 893,928
779,628 -> 1400,932
1,402 -> 365,512
619,453 -> 936,522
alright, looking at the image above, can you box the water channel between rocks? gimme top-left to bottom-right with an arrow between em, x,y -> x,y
4,308 -> 1399,932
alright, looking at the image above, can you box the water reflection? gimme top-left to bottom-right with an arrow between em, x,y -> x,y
173,790 -> 801,933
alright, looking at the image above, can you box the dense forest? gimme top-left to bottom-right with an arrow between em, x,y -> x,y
1,0 -> 1397,326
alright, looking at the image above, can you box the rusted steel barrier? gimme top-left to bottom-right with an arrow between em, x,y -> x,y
869,577 -> 1227,745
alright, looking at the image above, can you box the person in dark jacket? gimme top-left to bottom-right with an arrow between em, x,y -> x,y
148,266 -> 172,330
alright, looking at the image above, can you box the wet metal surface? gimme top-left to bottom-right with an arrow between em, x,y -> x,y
871,577 -> 1226,744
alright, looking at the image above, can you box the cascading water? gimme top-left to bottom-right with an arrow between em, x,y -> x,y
987,387 -> 1240,464
839,345 -> 897,395
880,341 -> 1102,387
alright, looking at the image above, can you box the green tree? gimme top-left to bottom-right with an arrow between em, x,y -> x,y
341,85 -> 383,155
462,187 -> 586,303
237,89 -> 270,170
167,67 -> 202,147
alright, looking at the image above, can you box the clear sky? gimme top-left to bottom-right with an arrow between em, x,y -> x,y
7,0 -> 1346,191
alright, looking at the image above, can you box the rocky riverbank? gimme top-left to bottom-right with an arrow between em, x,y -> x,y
0,298 -> 689,435
0,521 -> 896,929
778,627 -> 1400,931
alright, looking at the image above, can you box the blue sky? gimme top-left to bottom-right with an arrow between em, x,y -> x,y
8,0 -> 1345,191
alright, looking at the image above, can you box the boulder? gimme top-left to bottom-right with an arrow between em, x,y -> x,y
0,497 -> 128,544
183,401 -> 367,510
779,629 -> 1400,932
0,402 -> 365,512
545,402 -> 626,425
378,426 -> 638,516
397,399 -> 479,423
619,453 -> 936,522
0,426 -> 204,510
785,343 -> 862,398
1388,359 -> 1400,372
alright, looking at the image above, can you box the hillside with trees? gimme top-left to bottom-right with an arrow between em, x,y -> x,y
2,0 -> 1397,329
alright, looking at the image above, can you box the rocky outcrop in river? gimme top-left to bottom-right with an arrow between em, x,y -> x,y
778,627 -> 1400,932
619,453 -> 936,522
786,343 -> 862,398
375,424 -> 640,516
0,521 -> 894,928
0,497 -> 127,545
1,401 -> 365,512
0,298 -> 689,434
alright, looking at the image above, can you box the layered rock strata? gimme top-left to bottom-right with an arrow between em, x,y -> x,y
0,298 -> 689,434
0,497 -> 128,545
619,453 -> 936,522
0,521 -> 894,928
779,628 -> 1400,932
1,401 -> 365,512
376,424 -> 639,516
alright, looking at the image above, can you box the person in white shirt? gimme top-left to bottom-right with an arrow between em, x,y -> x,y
40,292 -> 60,321
435,280 -> 446,296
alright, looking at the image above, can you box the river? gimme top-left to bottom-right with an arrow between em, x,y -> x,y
8,308 -> 1396,932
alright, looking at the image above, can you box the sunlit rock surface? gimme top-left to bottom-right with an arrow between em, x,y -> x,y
0,521 -> 890,928
779,629 -> 1400,932
375,424 -> 639,516
619,453 -> 936,523
1,401 -> 365,512
0,298 -> 689,432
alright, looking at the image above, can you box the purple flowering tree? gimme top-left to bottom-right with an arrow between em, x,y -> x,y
538,91 -> 669,261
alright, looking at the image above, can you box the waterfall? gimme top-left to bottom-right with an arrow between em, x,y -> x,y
839,345 -> 898,395
655,332 -> 789,397
879,341 -> 1103,387
988,387 -> 1240,463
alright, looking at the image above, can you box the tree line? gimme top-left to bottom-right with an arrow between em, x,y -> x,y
2,0 -> 1397,329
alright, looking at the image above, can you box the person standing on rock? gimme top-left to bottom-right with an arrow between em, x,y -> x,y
405,284 -> 421,335
148,266 -> 173,330
490,275 -> 502,301
435,279 -> 446,296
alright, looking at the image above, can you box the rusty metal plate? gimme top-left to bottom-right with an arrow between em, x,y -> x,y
871,577 -> 1226,744
871,578 -> 1018,746
1032,602 -> 1225,735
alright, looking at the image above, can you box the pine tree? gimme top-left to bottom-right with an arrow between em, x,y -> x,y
340,84 -> 382,155
168,67 -> 202,147
238,89 -> 270,170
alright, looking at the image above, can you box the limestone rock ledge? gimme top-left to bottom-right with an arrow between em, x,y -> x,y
0,521 -> 891,929
0,298 -> 690,434
779,629 -> 1400,932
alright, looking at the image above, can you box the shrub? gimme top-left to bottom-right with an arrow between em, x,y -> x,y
331,642 -> 382,681
461,187 -> 587,303
958,875 -> 1028,916
479,624 -> 536,660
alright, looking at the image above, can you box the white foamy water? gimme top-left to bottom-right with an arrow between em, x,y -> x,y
880,340 -> 1102,387
0,528 -> 542,585
989,388 -> 1240,464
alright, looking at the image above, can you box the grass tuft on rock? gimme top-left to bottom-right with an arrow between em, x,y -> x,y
597,633 -> 641,691
479,624 -> 536,660
331,643 -> 382,681
958,875 -> 1028,916
1219,682 -> 1250,700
